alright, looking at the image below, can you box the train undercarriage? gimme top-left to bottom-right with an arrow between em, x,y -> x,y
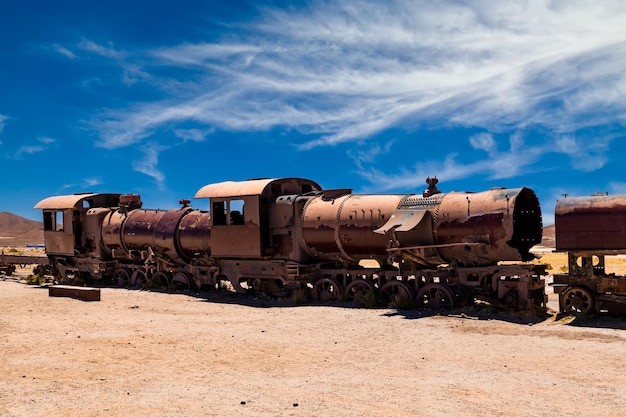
552,252 -> 626,315
41,254 -> 547,312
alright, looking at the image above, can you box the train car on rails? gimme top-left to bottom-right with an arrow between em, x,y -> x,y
28,177 -> 547,312
553,193 -> 626,315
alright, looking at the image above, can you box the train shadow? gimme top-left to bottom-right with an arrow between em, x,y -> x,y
381,305 -> 552,325
194,290 -> 626,329
551,312 -> 626,330
181,288 -> 555,326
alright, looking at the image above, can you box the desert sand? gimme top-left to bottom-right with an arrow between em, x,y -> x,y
1,256 -> 626,417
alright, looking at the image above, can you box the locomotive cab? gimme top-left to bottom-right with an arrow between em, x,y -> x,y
195,178 -> 321,258
34,193 -> 122,256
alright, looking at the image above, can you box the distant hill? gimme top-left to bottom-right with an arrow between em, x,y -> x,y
541,224 -> 555,248
0,212 -> 44,247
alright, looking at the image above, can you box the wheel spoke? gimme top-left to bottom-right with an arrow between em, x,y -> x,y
561,287 -> 594,315
344,279 -> 375,304
113,268 -> 131,287
417,283 -> 454,310
131,268 -> 147,288
313,278 -> 342,302
172,272 -> 191,290
379,281 -> 413,308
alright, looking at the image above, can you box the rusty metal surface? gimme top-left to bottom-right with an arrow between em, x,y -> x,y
34,193 -> 122,210
74,207 -> 109,256
555,194 -> 626,251
299,187 -> 542,266
379,187 -> 542,267
178,211 -> 212,259
118,208 -> 193,263
122,209 -> 165,253
301,194 -> 405,261
434,187 -> 542,264
101,210 -> 128,257
195,178 -> 321,199
153,208 -> 193,262
337,195 -> 406,259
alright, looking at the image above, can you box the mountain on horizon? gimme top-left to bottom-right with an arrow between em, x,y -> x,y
0,212 -> 44,247
540,224 -> 555,248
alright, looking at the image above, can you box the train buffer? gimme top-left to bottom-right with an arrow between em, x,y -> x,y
48,285 -> 101,302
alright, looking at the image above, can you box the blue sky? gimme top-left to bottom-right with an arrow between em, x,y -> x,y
1,0 -> 625,224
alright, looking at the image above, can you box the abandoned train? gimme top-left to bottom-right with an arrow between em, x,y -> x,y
31,177 -> 548,311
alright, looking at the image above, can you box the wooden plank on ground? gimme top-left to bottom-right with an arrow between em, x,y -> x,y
48,285 -> 101,301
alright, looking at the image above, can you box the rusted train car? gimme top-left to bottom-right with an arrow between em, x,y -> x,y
553,194 -> 626,315
31,177 -> 547,311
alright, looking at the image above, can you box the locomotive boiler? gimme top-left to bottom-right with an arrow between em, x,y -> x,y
33,177 -> 547,311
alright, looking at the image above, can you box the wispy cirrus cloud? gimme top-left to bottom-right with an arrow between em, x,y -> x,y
0,114 -> 7,134
52,43 -> 77,59
173,127 -> 215,142
355,132 -> 614,192
61,177 -> 103,191
356,132 -> 548,191
9,137 -> 56,160
132,143 -> 166,188
66,0 -> 626,184
94,2 -> 625,138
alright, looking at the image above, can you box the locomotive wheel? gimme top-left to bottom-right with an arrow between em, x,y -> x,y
312,278 -> 342,302
151,271 -> 171,289
131,268 -> 147,288
172,272 -> 192,291
344,279 -> 375,304
113,268 -> 131,287
379,280 -> 413,308
560,286 -> 594,315
416,283 -> 455,310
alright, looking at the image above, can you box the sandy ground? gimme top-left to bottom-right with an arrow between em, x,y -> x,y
2,261 -> 626,417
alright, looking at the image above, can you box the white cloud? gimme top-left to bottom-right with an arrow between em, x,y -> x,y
357,135 -> 550,192
78,39 -> 125,60
78,1 -> 626,186
13,146 -> 45,158
132,144 -> 166,187
356,129 -> 617,191
8,137 -> 56,160
53,44 -> 77,59
60,178 -> 103,191
554,136 -> 579,155
38,136 -> 55,144
83,178 -> 102,187
509,132 -> 524,152
0,114 -> 7,133
173,128 -> 215,142
90,0 -> 626,150
469,133 -> 497,154
552,135 -> 612,171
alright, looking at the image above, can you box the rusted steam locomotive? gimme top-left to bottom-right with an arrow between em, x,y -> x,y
553,193 -> 626,315
32,177 -> 548,311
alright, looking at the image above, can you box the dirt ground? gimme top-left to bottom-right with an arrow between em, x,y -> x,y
2,255 -> 626,417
